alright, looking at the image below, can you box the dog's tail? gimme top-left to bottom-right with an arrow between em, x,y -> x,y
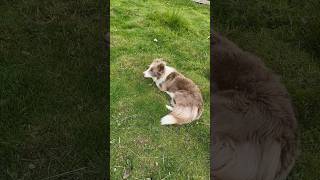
161,105 -> 201,125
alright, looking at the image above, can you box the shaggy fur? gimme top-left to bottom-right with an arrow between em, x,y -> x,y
143,59 -> 203,125
211,32 -> 298,180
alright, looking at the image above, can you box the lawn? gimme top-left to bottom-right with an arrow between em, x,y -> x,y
213,0 -> 320,179
1,0 -> 107,179
110,0 -> 210,179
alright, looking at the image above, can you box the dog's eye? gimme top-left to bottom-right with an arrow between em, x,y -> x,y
150,68 -> 154,71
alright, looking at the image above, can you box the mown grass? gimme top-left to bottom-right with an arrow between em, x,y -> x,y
0,0 -> 106,179
213,0 -> 320,179
110,0 -> 210,179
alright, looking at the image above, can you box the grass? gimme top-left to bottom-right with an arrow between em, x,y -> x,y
110,0 -> 210,179
0,0 -> 107,179
213,0 -> 320,179
149,10 -> 190,31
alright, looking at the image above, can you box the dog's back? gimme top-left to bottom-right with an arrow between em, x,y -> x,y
211,32 -> 298,180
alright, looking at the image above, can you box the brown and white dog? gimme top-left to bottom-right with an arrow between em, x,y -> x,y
143,58 -> 203,125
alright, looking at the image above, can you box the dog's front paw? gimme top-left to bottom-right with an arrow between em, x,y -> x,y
165,105 -> 173,111
170,99 -> 176,106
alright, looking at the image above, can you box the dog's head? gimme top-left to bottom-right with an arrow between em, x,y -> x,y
143,58 -> 166,79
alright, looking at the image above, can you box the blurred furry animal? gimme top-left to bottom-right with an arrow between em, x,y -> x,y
211,32 -> 298,180
143,58 -> 203,125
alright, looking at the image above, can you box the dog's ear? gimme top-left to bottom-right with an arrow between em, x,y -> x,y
155,63 -> 165,79
158,63 -> 165,73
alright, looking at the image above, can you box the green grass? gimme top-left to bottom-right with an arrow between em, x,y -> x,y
149,10 -> 190,31
110,0 -> 210,179
213,0 -> 320,179
0,0 -> 106,179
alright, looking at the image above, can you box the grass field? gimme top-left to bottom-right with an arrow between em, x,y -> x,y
1,0 -> 107,179
110,0 -> 210,179
213,0 -> 320,179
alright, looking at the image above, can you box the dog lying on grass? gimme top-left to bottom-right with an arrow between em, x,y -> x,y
143,58 -> 203,125
211,32 -> 298,180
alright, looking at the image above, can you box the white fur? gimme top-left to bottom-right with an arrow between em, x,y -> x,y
166,105 -> 173,111
143,65 -> 176,89
143,70 -> 152,78
161,114 -> 177,125
171,100 -> 175,106
154,66 -> 176,89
